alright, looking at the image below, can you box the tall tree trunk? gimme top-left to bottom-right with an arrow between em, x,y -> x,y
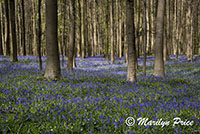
186,0 -> 193,61
10,0 -> 18,62
67,0 -> 76,71
127,0 -> 137,82
88,4 -> 92,57
164,0 -> 169,61
115,0 -> 119,59
0,11 -> 3,55
136,0 -> 141,58
32,1 -> 37,56
25,0 -> 33,55
105,0 -> 109,61
143,0 -> 147,76
5,0 -> 10,56
80,0 -> 85,58
92,0 -> 97,57
38,0 -> 42,70
118,1 -> 122,58
152,0 -> 158,54
84,0 -> 88,57
16,1 -> 21,56
61,0 -> 67,67
21,0 -> 26,56
153,0 -> 165,77
175,0 -> 179,60
44,0 -> 61,80
168,0 -> 172,56
147,0 -> 152,55
110,0 -> 114,62
192,0 -> 199,55
0,3 -> 5,55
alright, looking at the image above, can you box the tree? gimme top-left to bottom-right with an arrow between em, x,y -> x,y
0,12 -> 3,55
38,0 -> 42,70
143,0 -> 147,76
92,0 -> 97,57
67,0 -> 76,71
118,0 -> 122,58
21,0 -> 26,56
61,0 -> 67,67
10,0 -> 18,62
110,0 -> 114,62
127,0 -> 137,82
44,0 -> 61,80
5,0 -> 10,56
186,0 -> 193,61
105,0 -> 109,61
153,0 -> 165,77
80,0 -> 85,58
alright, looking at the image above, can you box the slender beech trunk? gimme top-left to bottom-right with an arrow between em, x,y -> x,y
84,0 -> 88,57
93,0 -> 97,57
44,0 -> 61,80
38,0 -> 42,70
164,0 -> 169,61
67,0 -> 76,71
118,1 -> 122,58
110,0 -> 114,62
21,0 -> 26,56
105,0 -> 109,61
147,0 -> 152,55
61,0 -> 67,67
186,0 -> 193,61
127,0 -> 137,82
153,0 -> 165,77
143,0 -> 147,76
10,0 -> 18,62
0,3 -> 5,55
5,0 -> 10,56
0,12 -> 3,55
80,0 -> 85,58
136,0 -> 140,58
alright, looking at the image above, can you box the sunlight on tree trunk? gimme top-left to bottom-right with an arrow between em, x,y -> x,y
127,0 -> 137,82
10,0 -> 18,62
44,0 -> 61,80
153,0 -> 165,77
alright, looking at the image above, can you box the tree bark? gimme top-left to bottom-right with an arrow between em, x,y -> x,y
0,11 -> 3,55
38,0 -> 42,70
21,0 -> 26,56
4,0 -> 10,56
84,0 -> 88,57
44,0 -> 61,80
118,1 -> 122,58
186,0 -> 193,61
110,0 -> 114,62
67,0 -> 76,71
25,0 -> 33,55
147,0 -> 152,55
80,0 -> 85,58
10,0 -> 18,62
153,0 -> 165,77
61,0 -> 67,67
143,0 -> 147,76
105,0 -> 109,61
92,0 -> 97,57
127,0 -> 137,82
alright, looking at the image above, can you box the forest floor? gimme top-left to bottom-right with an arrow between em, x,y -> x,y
0,55 -> 199,133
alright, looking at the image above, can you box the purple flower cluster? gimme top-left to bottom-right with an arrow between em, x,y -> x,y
0,55 -> 199,133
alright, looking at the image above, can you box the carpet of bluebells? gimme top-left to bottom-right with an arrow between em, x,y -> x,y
0,55 -> 199,133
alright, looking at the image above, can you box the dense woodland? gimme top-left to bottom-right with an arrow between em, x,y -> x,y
0,0 -> 200,133
0,0 -> 199,81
